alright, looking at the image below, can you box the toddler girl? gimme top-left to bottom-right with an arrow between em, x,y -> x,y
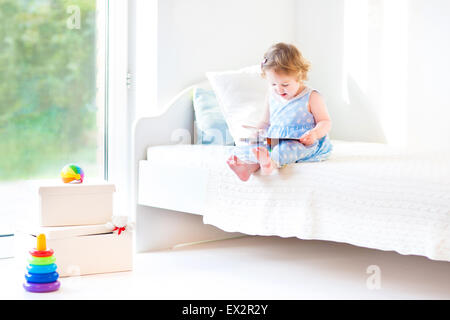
227,42 -> 333,181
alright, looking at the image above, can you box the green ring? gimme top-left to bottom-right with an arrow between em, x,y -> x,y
28,255 -> 56,266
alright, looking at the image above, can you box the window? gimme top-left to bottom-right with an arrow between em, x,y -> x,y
0,0 -> 109,232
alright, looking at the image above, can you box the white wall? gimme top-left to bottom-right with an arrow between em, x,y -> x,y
407,0 -> 450,149
296,0 -> 450,149
156,0 -> 296,110
141,0 -> 450,148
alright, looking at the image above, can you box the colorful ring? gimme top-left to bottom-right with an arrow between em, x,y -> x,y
25,272 -> 59,283
27,255 -> 56,266
29,248 -> 54,258
23,281 -> 60,293
27,263 -> 57,274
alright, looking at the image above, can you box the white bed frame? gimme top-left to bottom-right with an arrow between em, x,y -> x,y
132,85 -> 242,252
132,84 -> 450,262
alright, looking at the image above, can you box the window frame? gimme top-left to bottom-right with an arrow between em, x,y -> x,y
104,0 -> 131,217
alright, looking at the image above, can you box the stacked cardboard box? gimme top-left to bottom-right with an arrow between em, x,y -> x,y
18,180 -> 133,277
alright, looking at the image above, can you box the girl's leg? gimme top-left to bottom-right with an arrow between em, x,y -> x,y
227,144 -> 261,181
251,146 -> 275,175
226,155 -> 260,182
227,139 -> 329,181
270,140 -> 319,166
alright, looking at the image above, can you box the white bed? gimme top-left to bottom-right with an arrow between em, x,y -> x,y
133,84 -> 450,262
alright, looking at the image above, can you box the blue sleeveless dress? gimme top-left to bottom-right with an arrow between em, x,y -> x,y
231,86 -> 333,167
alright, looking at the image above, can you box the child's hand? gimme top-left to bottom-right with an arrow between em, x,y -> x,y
299,130 -> 318,146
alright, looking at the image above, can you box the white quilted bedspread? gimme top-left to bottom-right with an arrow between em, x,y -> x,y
202,140 -> 450,262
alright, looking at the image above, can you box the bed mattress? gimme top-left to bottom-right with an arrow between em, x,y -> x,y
139,140 -> 450,261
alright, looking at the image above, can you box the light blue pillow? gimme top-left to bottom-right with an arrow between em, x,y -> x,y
193,87 -> 234,145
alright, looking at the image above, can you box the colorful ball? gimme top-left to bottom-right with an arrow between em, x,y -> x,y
61,164 -> 84,184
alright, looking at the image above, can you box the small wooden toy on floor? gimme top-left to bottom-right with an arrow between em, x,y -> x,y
23,234 -> 60,293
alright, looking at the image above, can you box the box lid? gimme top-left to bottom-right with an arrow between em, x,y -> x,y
38,179 -> 116,196
0,224 -> 14,237
19,224 -> 113,240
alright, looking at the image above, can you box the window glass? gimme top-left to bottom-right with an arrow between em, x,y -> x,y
0,0 -> 106,230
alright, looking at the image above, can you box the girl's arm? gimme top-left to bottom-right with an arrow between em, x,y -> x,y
299,91 -> 332,145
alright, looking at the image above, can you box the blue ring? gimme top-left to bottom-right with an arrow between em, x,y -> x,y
26,263 -> 57,274
25,271 -> 59,283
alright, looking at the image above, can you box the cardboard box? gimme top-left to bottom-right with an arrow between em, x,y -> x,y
38,180 -> 115,227
17,224 -> 133,277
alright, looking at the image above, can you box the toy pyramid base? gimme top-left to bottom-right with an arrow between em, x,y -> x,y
23,281 -> 60,293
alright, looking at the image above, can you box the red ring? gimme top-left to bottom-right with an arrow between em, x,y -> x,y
29,248 -> 54,257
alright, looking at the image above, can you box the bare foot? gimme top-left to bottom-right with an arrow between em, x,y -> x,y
251,146 -> 274,175
226,155 -> 260,182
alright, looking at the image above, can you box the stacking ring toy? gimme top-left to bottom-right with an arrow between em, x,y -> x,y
23,281 -> 60,293
28,255 -> 56,266
24,234 -> 60,293
29,248 -> 54,257
25,272 -> 59,284
27,263 -> 58,274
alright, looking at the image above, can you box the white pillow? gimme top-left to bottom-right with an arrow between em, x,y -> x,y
206,65 -> 268,146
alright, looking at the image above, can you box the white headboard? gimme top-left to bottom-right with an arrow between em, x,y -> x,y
132,82 -> 240,252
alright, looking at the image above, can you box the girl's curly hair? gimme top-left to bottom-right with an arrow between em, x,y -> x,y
261,43 -> 311,81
